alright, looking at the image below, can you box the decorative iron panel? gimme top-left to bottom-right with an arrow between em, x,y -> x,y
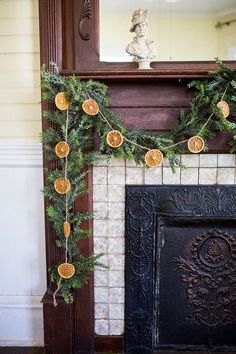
125,190 -> 156,353
125,186 -> 236,354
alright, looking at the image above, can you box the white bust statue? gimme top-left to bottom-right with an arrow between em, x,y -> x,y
126,9 -> 157,69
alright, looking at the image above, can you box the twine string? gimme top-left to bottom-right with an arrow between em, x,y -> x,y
64,109 -> 69,263
163,139 -> 189,150
123,136 -> 150,151
197,113 -> 214,136
98,110 -> 114,131
53,277 -> 62,307
221,82 -> 230,101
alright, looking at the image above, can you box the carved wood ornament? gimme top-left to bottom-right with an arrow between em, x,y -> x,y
78,0 -> 92,41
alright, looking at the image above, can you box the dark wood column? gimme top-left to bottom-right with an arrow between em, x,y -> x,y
39,0 -> 62,287
74,170 -> 94,354
39,2 -> 77,354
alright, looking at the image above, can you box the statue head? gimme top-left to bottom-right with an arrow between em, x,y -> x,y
130,9 -> 148,33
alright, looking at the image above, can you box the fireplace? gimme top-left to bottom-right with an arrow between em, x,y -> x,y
125,185 -> 236,353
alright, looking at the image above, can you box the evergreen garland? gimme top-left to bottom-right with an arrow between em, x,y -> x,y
41,60 -> 236,303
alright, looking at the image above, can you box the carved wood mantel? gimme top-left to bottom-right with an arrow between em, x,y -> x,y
38,1 -> 236,353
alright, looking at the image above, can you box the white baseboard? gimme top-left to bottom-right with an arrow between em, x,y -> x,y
0,139 -> 45,346
0,296 -> 44,346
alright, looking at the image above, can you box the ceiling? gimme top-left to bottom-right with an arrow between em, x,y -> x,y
100,0 -> 236,17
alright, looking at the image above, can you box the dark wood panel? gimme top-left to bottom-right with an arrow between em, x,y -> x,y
107,81 -> 192,107
208,133 -> 232,152
62,0 -> 75,70
43,295 -> 75,354
95,335 -> 123,352
113,107 -> 180,130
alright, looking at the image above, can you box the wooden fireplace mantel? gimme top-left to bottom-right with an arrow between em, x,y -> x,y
38,1 -> 236,353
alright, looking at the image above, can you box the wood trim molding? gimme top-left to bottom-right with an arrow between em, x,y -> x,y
0,140 -> 42,166
61,61 -> 236,80
0,295 -> 42,309
0,349 -> 44,354
39,0 -> 64,288
39,0 -> 62,70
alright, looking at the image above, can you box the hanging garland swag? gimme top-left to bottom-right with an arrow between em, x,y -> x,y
41,60 -> 236,304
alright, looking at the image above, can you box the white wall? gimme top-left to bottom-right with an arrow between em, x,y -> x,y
0,0 -> 45,346
100,12 -> 236,62
0,0 -> 41,139
217,12 -> 236,59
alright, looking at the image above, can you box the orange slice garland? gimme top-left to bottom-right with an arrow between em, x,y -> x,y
58,263 -> 75,279
55,92 -> 69,111
82,98 -> 99,115
187,136 -> 204,154
63,221 -> 71,238
145,149 -> 163,167
106,130 -> 124,148
55,141 -> 70,158
54,178 -> 71,194
217,100 -> 230,118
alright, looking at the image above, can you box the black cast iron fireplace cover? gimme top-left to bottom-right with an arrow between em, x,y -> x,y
125,185 -> 236,354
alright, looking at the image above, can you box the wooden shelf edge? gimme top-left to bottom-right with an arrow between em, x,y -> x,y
60,61 -> 236,80
41,290 -> 74,305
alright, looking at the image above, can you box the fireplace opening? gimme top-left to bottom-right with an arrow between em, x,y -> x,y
125,185 -> 236,353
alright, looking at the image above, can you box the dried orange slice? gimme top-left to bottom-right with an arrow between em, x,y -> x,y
63,221 -> 71,238
106,130 -> 124,148
58,263 -> 75,279
55,141 -> 70,158
54,178 -> 71,194
55,92 -> 69,110
145,149 -> 163,167
217,100 -> 229,118
187,136 -> 204,153
82,98 -> 99,115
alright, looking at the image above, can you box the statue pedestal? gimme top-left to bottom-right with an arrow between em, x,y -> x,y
137,60 -> 153,69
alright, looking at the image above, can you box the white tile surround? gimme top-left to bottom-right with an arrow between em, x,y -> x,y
93,154 -> 236,335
